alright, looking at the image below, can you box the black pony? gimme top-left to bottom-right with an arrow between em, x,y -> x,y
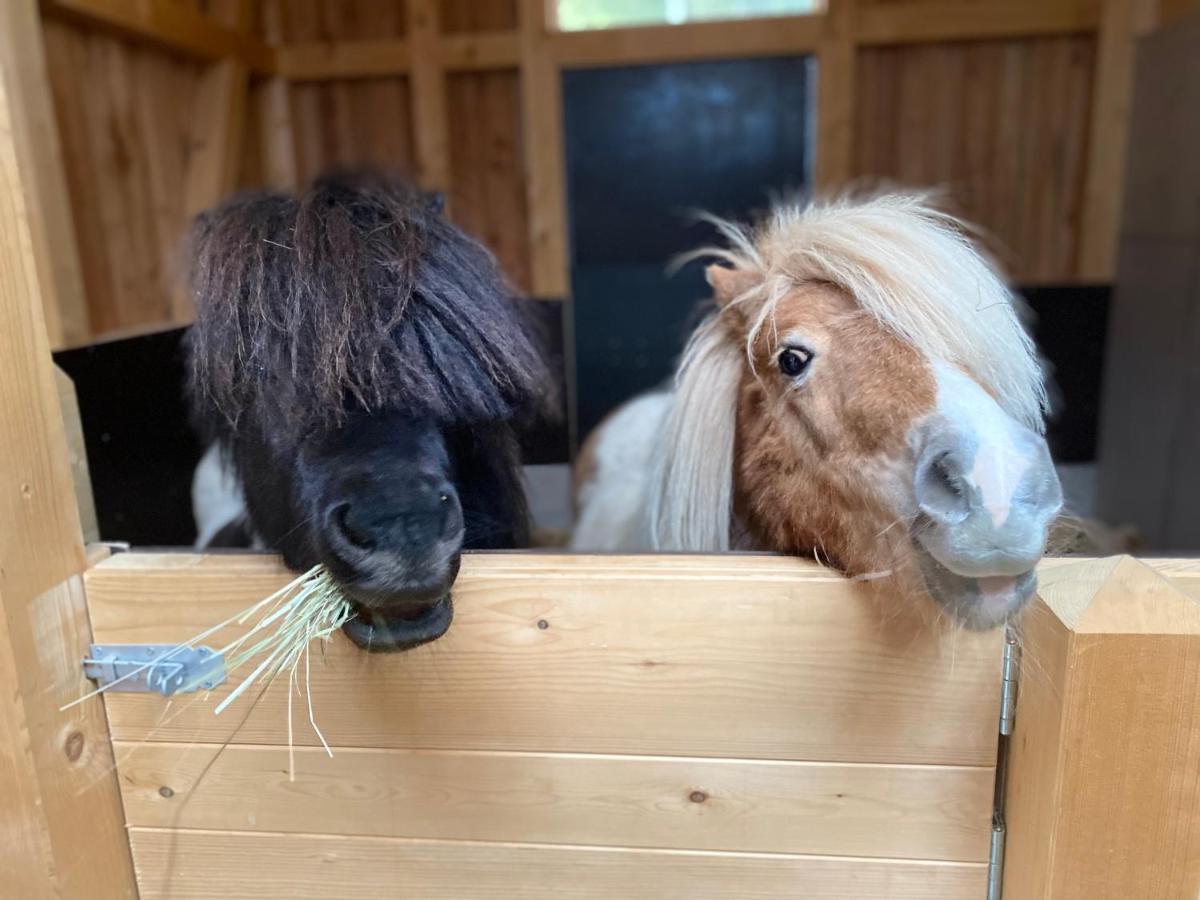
185,172 -> 554,652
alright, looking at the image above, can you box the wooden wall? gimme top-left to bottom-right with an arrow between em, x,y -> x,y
856,35 -> 1096,283
43,23 -> 204,338
27,0 -> 1198,348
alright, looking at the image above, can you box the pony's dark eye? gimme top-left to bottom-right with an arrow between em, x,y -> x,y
778,347 -> 813,378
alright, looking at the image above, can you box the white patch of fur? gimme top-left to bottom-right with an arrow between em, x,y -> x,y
570,392 -> 673,551
647,315 -> 744,551
932,361 -> 1038,529
191,444 -> 248,547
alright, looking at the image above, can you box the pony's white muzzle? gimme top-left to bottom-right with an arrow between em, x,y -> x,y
913,364 -> 1063,582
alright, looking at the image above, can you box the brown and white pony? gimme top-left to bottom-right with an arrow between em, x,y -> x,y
571,193 -> 1062,630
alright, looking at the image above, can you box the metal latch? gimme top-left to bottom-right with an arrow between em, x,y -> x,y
83,644 -> 226,696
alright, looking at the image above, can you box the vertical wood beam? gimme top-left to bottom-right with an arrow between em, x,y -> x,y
54,367 -> 99,544
0,32 -> 137,897
180,57 -> 250,319
1078,0 -> 1144,280
816,0 -> 857,190
407,0 -> 452,199
0,0 -> 91,348
520,0 -> 570,297
256,0 -> 298,190
1005,556 -> 1200,897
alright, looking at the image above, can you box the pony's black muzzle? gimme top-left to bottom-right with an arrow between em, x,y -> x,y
318,469 -> 465,653
342,595 -> 454,653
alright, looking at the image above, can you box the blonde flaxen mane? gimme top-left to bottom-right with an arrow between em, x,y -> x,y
650,191 -> 1048,552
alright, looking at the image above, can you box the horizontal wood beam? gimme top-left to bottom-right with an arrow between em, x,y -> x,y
276,38 -> 410,80
270,3 -> 1106,82
856,0 -> 1101,46
277,32 -> 522,81
551,15 -> 825,68
41,0 -> 275,72
444,31 -> 521,71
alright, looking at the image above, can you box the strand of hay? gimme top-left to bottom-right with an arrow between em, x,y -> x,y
64,565 -> 354,779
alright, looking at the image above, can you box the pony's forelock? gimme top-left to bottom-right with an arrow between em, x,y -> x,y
185,171 -> 554,444
709,191 -> 1048,432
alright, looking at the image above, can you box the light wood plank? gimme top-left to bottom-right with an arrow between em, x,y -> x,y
117,742 -> 992,861
86,552 -> 1003,764
54,366 -> 99,543
128,828 -> 987,900
856,0 -> 1101,46
43,0 -> 275,72
407,0 -> 451,195
552,16 -> 824,68
277,38 -> 411,80
1004,556 -> 1200,897
1079,0 -> 1141,279
445,31 -> 522,71
0,42 -> 136,895
519,0 -> 569,297
279,33 -> 521,80
252,76 -> 298,189
816,0 -> 856,189
0,0 -> 90,349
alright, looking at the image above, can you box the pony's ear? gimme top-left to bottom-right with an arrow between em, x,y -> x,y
706,264 -> 761,308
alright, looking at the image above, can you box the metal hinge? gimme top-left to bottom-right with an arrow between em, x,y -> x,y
83,644 -> 226,696
987,812 -> 1006,900
999,631 -> 1020,736
989,627 -> 1021,900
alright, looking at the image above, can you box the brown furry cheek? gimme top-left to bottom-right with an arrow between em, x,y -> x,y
734,375 -> 918,577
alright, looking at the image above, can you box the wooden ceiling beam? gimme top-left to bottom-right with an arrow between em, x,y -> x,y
41,0 -> 275,72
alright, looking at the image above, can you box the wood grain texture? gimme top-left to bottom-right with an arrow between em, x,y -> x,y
1079,0 -> 1141,280
0,0 -> 90,349
116,742 -> 992,861
856,0 -> 1101,45
43,0 -> 274,71
43,21 -> 205,338
407,0 -> 452,194
0,44 -> 136,895
54,366 -> 99,543
1005,556 -> 1200,898
519,0 -> 570,297
126,828 -> 987,900
289,76 -> 415,186
448,69 -> 531,292
816,0 -> 857,189
86,553 -> 1004,764
856,34 -> 1095,283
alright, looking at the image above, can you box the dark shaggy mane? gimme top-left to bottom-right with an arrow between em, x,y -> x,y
185,170 -> 554,442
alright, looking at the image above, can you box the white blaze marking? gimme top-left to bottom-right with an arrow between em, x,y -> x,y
932,362 -> 1035,529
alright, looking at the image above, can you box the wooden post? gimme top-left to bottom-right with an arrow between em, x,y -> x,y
816,0 -> 856,190
407,0 -> 452,201
520,0 -> 570,298
256,0 -> 298,191
0,0 -> 91,349
179,56 -> 249,321
1004,555 -> 1200,897
0,29 -> 137,898
1078,0 -> 1144,280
